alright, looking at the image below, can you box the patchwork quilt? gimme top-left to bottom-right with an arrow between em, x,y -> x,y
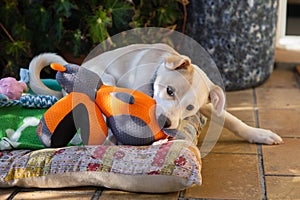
0,98 -> 204,193
0,140 -> 201,193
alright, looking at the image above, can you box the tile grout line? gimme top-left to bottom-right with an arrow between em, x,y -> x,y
256,145 -> 267,200
6,188 -> 21,200
178,190 -> 185,200
201,151 -> 257,155
295,68 -> 300,89
91,187 -> 103,200
253,88 -> 267,200
265,174 -> 300,177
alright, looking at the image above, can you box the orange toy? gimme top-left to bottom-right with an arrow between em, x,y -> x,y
37,63 -> 169,147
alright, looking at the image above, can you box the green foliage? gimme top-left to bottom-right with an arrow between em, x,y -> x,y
131,0 -> 182,27
0,0 -> 187,78
87,8 -> 112,43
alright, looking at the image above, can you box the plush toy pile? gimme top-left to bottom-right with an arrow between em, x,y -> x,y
0,61 -> 204,193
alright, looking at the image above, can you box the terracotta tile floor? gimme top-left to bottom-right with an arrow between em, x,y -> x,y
1,68 -> 300,200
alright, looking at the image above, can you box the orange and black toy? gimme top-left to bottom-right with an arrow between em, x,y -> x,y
36,63 -> 169,147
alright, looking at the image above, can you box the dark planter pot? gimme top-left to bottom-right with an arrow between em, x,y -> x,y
185,0 -> 278,91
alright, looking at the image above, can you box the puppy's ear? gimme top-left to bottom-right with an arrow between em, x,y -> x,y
165,55 -> 191,70
209,85 -> 225,116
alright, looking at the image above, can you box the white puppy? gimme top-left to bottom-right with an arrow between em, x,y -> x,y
29,43 -> 283,145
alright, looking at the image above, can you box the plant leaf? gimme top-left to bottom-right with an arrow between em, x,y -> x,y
54,0 -> 77,18
105,0 -> 134,31
87,9 -> 111,43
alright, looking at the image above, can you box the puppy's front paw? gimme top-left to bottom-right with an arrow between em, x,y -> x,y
248,127 -> 283,145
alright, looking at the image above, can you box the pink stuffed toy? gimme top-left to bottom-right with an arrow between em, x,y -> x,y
0,77 -> 28,100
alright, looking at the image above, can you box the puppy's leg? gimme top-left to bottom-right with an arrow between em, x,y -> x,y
200,104 -> 283,145
223,110 -> 283,144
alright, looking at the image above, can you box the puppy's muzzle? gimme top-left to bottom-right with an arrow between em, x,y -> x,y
158,114 -> 171,128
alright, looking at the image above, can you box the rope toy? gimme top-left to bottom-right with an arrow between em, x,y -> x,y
0,95 -> 58,108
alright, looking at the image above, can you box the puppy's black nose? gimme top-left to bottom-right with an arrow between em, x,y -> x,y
158,114 -> 172,128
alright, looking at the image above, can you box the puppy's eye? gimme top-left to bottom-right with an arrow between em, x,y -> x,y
166,86 -> 175,97
186,104 -> 194,111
